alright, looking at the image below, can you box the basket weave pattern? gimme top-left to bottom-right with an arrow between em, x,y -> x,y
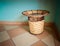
29,20 -> 44,34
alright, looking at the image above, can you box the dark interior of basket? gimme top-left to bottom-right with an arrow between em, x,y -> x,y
22,10 -> 49,21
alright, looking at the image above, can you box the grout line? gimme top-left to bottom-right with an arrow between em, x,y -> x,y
10,39 -> 16,46
40,40 -> 48,46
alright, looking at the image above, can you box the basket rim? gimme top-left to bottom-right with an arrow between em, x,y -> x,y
22,10 -> 49,17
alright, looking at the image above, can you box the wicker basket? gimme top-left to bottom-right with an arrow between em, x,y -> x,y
22,10 -> 49,34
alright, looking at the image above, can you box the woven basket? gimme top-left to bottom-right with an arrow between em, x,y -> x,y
22,10 -> 49,34
29,20 -> 44,34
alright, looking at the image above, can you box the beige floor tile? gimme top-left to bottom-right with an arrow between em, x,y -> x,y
0,39 -> 15,46
12,32 -> 39,46
8,27 -> 27,38
4,25 -> 19,31
41,35 -> 55,46
35,30 -> 50,40
0,31 -> 10,42
31,40 -> 47,46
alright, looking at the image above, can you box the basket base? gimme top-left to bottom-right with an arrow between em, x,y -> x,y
30,30 -> 44,35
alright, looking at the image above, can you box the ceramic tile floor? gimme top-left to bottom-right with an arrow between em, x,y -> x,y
0,25 -> 60,46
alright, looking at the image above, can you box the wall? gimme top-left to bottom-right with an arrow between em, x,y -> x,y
0,0 -> 56,22
54,0 -> 60,32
